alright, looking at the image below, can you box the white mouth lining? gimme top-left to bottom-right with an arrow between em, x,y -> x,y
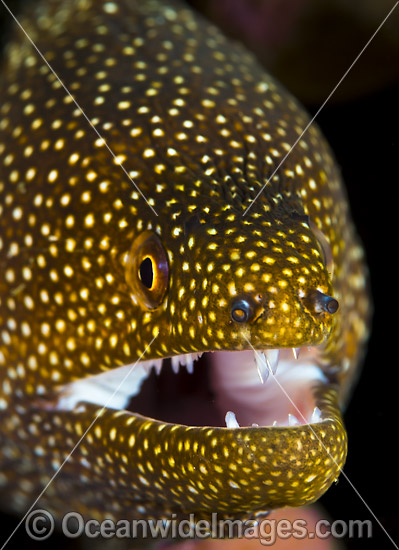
55,347 -> 328,428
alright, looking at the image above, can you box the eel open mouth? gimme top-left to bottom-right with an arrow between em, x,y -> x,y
56,346 -> 331,430
52,346 -> 347,515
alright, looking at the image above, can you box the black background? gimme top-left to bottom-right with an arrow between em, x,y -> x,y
0,0 -> 398,548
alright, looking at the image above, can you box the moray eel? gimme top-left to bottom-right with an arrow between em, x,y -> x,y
0,0 -> 370,527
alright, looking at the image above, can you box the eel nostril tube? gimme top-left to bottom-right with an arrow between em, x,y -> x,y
312,290 -> 339,314
231,298 -> 254,323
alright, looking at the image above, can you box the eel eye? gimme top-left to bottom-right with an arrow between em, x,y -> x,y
231,298 -> 254,323
139,257 -> 154,289
126,231 -> 169,309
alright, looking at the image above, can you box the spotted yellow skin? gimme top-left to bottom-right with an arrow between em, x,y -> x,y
0,0 -> 369,523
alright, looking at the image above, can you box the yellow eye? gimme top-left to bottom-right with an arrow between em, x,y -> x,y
125,231 -> 169,309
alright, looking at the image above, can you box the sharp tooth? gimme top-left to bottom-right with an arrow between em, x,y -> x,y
292,347 -> 300,360
254,351 -> 269,384
170,353 -> 200,374
265,349 -> 280,375
142,359 -> 163,374
272,420 -> 278,426
288,413 -> 300,426
310,406 -> 322,424
225,411 -> 240,429
185,354 -> 194,374
171,356 -> 180,374
157,359 -> 165,373
154,362 -> 163,375
142,363 -> 152,374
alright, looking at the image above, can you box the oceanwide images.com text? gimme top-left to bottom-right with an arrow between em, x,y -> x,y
25,509 -> 373,545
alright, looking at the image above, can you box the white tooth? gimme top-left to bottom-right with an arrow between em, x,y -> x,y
142,358 -> 163,374
143,363 -> 152,374
272,420 -> 278,426
171,356 -> 180,374
225,411 -> 240,429
265,349 -> 280,375
254,351 -> 269,384
154,360 -> 163,375
288,413 -> 300,426
251,423 -> 259,427
154,363 -> 162,375
292,348 -> 300,360
185,354 -> 194,374
157,359 -> 164,370
310,406 -> 322,424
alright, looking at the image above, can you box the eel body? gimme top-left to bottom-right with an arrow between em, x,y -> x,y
0,0 -> 370,526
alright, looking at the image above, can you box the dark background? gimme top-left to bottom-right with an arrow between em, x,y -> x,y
0,0 -> 398,548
